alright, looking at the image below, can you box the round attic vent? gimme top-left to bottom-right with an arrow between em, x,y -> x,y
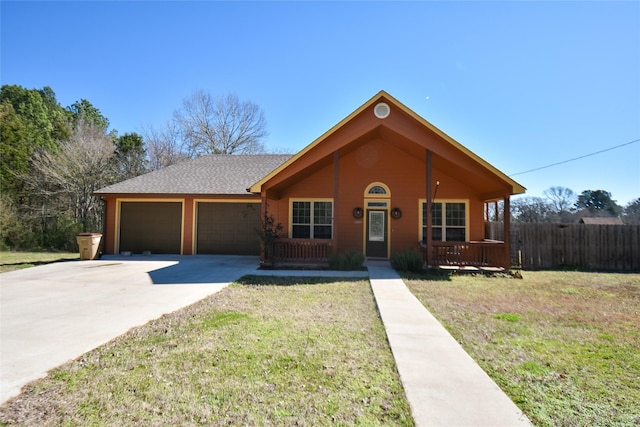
374,102 -> 390,119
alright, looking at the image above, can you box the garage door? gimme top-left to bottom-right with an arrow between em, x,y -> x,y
197,203 -> 260,255
119,202 -> 182,254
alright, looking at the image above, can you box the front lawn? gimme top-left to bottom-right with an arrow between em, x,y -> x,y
0,251 -> 78,273
0,276 -> 412,426
4,267 -> 635,426
405,271 -> 640,427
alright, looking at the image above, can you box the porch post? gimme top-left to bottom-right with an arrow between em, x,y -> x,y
333,151 -> 339,254
503,196 -> 511,269
261,194 -> 268,263
426,150 -> 433,266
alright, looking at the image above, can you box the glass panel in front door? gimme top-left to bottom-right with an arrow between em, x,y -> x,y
369,211 -> 385,241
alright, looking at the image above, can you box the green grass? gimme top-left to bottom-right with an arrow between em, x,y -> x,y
404,271 -> 640,427
493,312 -> 521,322
0,251 -> 78,273
0,276 -> 413,426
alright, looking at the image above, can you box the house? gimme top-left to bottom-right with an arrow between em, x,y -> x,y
580,217 -> 624,225
95,91 -> 525,268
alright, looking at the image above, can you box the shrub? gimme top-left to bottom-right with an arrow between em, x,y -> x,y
329,250 -> 365,271
1,195 -> 83,251
391,248 -> 424,273
0,195 -> 40,250
42,214 -> 84,252
256,208 -> 283,266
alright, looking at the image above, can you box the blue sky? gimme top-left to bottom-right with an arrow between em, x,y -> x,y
2,1 -> 639,206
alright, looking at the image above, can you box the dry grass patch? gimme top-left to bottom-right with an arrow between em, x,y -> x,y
0,251 -> 78,273
0,276 -> 412,426
405,271 -> 640,427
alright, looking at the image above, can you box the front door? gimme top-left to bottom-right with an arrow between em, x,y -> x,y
366,210 -> 388,258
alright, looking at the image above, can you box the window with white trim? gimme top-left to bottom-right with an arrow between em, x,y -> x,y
422,202 -> 467,241
291,201 -> 333,239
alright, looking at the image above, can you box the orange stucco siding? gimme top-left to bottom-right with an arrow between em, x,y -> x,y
103,196 -> 117,254
339,138 -> 423,255
183,197 -> 195,255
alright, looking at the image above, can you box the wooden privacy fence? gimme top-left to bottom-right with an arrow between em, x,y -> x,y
511,223 -> 640,271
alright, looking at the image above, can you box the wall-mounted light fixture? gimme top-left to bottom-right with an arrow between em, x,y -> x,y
353,207 -> 364,218
391,207 -> 402,219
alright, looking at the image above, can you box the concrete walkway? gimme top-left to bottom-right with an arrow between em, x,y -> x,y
367,260 -> 532,426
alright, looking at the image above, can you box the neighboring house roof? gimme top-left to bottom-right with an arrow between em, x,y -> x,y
95,154 -> 291,196
580,217 -> 624,225
249,90 -> 526,196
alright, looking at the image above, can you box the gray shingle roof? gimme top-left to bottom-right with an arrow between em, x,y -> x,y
95,154 -> 292,195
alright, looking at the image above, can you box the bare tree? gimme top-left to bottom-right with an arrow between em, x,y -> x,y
543,186 -> 576,222
140,91 -> 269,170
512,197 -> 554,223
173,91 -> 267,155
141,120 -> 192,170
29,119 -> 116,231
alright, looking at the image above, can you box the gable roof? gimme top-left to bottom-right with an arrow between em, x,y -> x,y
249,90 -> 525,196
580,217 -> 624,225
95,154 -> 291,196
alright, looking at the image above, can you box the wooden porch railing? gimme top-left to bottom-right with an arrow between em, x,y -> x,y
271,238 -> 334,262
427,241 -> 507,268
270,238 -> 507,268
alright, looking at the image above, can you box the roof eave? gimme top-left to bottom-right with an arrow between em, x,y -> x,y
93,192 -> 262,198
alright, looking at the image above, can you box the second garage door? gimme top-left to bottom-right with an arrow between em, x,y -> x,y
196,202 -> 261,255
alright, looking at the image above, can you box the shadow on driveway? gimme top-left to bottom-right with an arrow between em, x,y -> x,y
101,254 -> 261,285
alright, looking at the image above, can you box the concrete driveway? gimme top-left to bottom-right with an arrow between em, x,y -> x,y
0,255 -> 259,404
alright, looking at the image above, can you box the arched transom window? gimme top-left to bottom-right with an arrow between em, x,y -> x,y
365,182 -> 391,197
368,186 -> 387,195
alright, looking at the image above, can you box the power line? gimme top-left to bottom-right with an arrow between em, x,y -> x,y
509,138 -> 640,177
